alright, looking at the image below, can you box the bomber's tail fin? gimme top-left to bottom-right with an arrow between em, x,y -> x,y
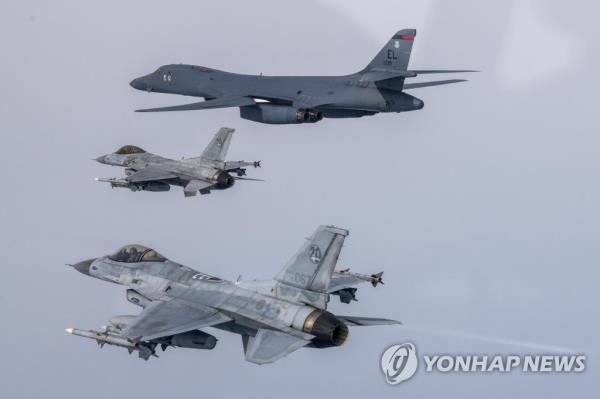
365,29 -> 416,72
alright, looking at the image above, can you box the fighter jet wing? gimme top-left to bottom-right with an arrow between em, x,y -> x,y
243,328 -> 311,365
337,316 -> 401,326
135,96 -> 256,112
126,166 -> 177,183
120,299 -> 231,341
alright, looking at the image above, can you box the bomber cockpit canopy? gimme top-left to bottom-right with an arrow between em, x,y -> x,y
115,145 -> 146,155
109,244 -> 166,263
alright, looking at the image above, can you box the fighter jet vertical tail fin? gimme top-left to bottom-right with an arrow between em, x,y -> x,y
200,127 -> 235,163
365,29 -> 416,72
275,225 -> 348,293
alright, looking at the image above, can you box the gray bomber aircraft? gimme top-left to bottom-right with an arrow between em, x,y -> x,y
130,29 -> 474,124
65,225 -> 398,364
95,127 -> 261,197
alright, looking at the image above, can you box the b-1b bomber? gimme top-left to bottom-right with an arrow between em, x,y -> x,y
65,225 -> 398,364
130,29 -> 474,124
95,127 -> 261,197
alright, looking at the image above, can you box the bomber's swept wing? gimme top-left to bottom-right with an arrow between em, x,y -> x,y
243,328 -> 310,365
120,299 -> 231,341
126,166 -> 177,183
337,316 -> 401,326
135,96 -> 256,113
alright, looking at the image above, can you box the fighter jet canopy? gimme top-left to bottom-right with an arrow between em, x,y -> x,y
109,244 -> 166,263
115,145 -> 146,155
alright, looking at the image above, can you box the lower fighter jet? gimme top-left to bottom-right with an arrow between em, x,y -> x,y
95,127 -> 261,197
65,225 -> 399,364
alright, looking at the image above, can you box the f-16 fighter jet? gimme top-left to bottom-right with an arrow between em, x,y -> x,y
95,127 -> 261,197
65,225 -> 399,364
130,29 -> 474,124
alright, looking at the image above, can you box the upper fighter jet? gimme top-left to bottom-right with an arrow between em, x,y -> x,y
65,225 -> 398,364
130,29 -> 474,124
95,127 -> 261,197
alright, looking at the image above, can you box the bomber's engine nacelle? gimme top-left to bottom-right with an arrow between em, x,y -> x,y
214,171 -> 235,189
166,330 -> 217,350
240,104 -> 323,124
295,309 -> 349,348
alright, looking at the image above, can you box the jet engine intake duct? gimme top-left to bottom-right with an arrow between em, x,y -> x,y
126,289 -> 151,308
240,104 -> 322,124
215,171 -> 235,189
303,310 -> 349,348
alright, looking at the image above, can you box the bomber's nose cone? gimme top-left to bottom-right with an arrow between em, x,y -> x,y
412,98 -> 424,110
71,258 -> 96,275
130,78 -> 147,90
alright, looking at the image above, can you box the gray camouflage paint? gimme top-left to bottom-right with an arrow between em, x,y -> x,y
95,127 -> 260,197
67,225 -> 397,364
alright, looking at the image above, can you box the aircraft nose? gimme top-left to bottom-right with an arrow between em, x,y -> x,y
130,78 -> 147,90
95,155 -> 107,164
71,258 -> 97,275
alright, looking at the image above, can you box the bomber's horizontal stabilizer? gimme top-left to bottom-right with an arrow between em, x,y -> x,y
409,69 -> 478,74
135,96 -> 256,112
403,79 -> 468,90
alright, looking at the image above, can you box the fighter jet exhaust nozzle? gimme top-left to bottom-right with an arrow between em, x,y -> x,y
302,310 -> 349,348
215,171 -> 235,189
239,104 -> 323,124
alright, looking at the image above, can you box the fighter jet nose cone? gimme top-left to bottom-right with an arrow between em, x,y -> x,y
129,78 -> 138,88
95,155 -> 106,164
72,258 -> 96,275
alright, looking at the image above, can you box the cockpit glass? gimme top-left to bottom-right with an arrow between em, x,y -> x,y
109,245 -> 166,263
115,145 -> 145,155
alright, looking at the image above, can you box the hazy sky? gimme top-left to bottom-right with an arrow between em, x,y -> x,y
1,0 -> 598,397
